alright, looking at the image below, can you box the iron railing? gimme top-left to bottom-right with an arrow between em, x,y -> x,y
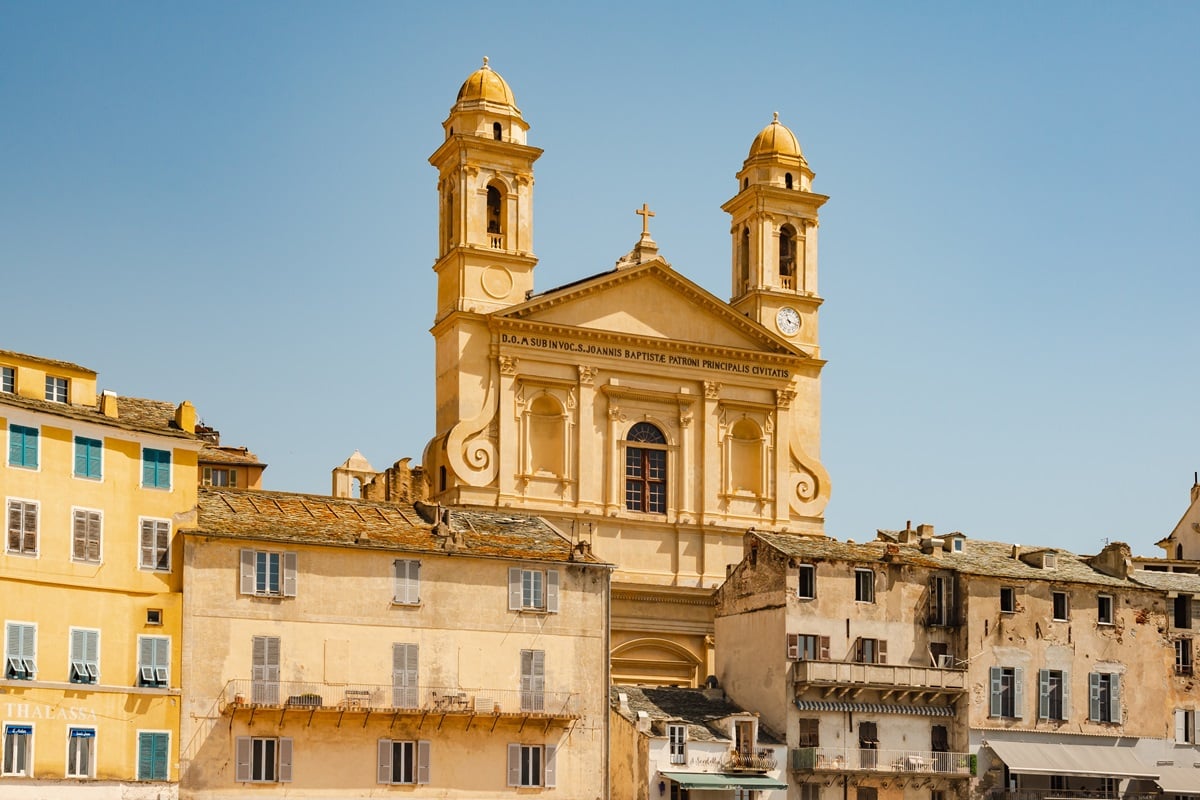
792,660 -> 967,692
724,749 -> 779,772
790,747 -> 970,775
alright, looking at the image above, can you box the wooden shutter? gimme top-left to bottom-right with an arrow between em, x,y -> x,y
507,743 -> 521,787
283,553 -> 298,597
8,428 -> 21,465
787,634 -> 799,660
143,451 -> 156,486
155,521 -> 169,569
1038,669 -> 1050,719
509,568 -> 523,610
71,628 -> 86,667
74,439 -> 88,476
395,560 -> 420,604
1062,670 -> 1071,720
928,576 -> 938,624
944,577 -> 955,625
7,501 -> 21,551
240,550 -> 256,594
377,739 -> 392,783
21,503 -> 36,553
989,667 -> 1003,717
546,570 -> 559,613
1177,710 -> 1188,743
416,740 -> 430,785
1013,667 -> 1024,719
1109,674 -> 1121,723
877,640 -> 888,664
73,510 -> 87,559
544,744 -> 556,788
141,520 -> 156,568
235,736 -> 252,782
1088,672 -> 1101,721
278,738 -> 293,782
393,643 -> 419,707
819,636 -> 830,660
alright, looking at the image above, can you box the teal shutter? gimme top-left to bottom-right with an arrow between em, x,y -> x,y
143,451 -> 155,486
138,732 -> 167,780
8,426 -> 19,465
75,438 -> 88,476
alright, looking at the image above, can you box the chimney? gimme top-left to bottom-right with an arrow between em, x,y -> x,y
916,523 -> 935,540
1011,544 -> 1021,559
1088,541 -> 1133,579
100,390 -> 119,419
174,401 -> 196,434
618,692 -> 631,715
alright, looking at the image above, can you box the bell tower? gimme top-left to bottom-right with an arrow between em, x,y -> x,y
722,114 -> 827,355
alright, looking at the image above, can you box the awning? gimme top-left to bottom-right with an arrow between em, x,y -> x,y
1155,766 -> 1200,794
661,772 -> 788,790
985,739 -> 1158,779
795,700 -> 955,717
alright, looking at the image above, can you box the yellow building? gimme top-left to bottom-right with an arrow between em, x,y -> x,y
179,486 -> 611,799
0,348 -> 204,797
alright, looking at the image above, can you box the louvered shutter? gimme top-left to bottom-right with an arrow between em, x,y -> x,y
787,634 -> 799,660
8,429 -> 21,465
1013,667 -> 1024,718
989,667 -> 1003,717
282,552 -> 298,597
544,744 -> 556,788
509,568 -> 523,610
393,643 -> 419,707
1177,710 -> 1188,743
155,521 -> 169,569
235,736 -> 252,782
877,640 -> 888,664
945,577 -> 955,625
1038,669 -> 1050,719
507,743 -> 521,787
155,637 -> 169,684
819,636 -> 830,660
928,576 -> 938,624
75,439 -> 88,476
1062,670 -> 1070,720
21,625 -> 34,675
71,628 -> 86,671
8,501 -> 22,551
139,732 -> 158,780
73,511 -> 87,559
416,740 -> 430,784
1109,674 -> 1121,723
1088,672 -> 1101,721
21,503 -> 36,553
143,451 -> 156,486
240,550 -> 256,594
278,738 -> 293,782
546,570 -> 559,613
377,739 -> 392,783
140,520 -> 157,568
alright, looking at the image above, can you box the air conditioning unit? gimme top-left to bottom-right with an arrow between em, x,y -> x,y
937,654 -> 956,669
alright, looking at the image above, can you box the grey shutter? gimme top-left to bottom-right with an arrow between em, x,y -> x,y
544,744 -> 556,788
546,570 -> 559,613
509,568 -> 523,610
819,636 -> 830,660
395,560 -> 420,604
1177,710 -> 1187,743
393,643 -> 419,707
71,628 -> 86,661
235,737 -> 251,782
989,667 -> 1003,717
140,520 -> 155,567
240,550 -> 255,594
278,737 -> 293,782
507,743 -> 521,787
1088,672 -> 1101,721
1013,667 -> 1024,718
1062,670 -> 1071,720
1109,673 -> 1121,723
416,740 -> 430,784
877,640 -> 888,664
283,552 -> 298,597
787,634 -> 799,660
377,740 -> 392,784
1038,669 -> 1049,719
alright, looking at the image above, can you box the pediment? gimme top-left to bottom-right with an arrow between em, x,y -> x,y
496,260 -> 807,357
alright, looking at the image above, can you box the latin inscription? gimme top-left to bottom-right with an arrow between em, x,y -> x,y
499,334 -> 790,379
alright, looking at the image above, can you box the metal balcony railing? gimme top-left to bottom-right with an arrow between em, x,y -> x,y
723,749 -> 779,772
790,747 -> 971,775
792,660 -> 967,693
990,792 -> 1157,800
223,679 -> 578,717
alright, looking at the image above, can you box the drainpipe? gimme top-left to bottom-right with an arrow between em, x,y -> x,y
604,563 -> 613,800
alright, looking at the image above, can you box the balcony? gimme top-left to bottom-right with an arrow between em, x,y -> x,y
990,792 -> 1157,800
792,660 -> 966,701
223,679 -> 579,727
723,749 -> 779,773
791,747 -> 971,777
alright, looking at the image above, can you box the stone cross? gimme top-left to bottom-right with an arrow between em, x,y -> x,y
635,203 -> 655,236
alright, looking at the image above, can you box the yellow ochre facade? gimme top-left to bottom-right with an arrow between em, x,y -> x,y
0,349 -> 204,798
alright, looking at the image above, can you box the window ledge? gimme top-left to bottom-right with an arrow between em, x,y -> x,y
0,678 -> 179,696
391,601 -> 422,608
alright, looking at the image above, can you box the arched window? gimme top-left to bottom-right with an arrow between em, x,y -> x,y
743,177 -> 749,190
444,191 -> 455,252
625,422 -> 667,514
728,419 -> 762,494
438,466 -> 447,493
1178,543 -> 1185,560
527,395 -> 565,476
738,228 -> 750,293
493,122 -> 502,141
779,224 -> 797,288
487,185 -> 503,234
785,172 -> 794,190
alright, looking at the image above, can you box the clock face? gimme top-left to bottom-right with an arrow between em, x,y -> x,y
776,307 -> 801,336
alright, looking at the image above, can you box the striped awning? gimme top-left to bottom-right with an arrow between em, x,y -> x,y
795,700 -> 955,717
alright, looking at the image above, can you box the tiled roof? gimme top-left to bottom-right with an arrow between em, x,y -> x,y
199,444 -> 266,467
609,685 -> 782,745
0,349 -> 95,375
190,488 -> 608,566
754,531 -> 1145,590
0,393 -> 197,440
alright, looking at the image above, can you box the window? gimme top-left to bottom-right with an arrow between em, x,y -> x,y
857,789 -> 878,800
486,183 -> 503,235
520,649 -> 545,712
928,575 -> 954,626
3,724 -> 31,776
44,376 -> 68,403
252,636 -> 280,704
787,633 -> 830,661
201,466 -> 237,487
799,787 -> 820,800
785,172 -> 794,189
1175,595 -> 1193,629
493,121 -> 503,140
139,518 -> 170,571
239,550 -> 297,597
235,736 -> 292,783
8,424 -> 38,468
1052,591 -> 1069,621
779,224 -> 797,285
1097,594 -> 1113,625
72,508 -> 101,563
989,666 -> 1023,718
797,718 -> 819,748
1176,639 -> 1193,675
137,731 -> 169,781
74,436 -> 102,479
1,367 -> 12,393
668,724 -> 687,765
507,743 -> 555,788
5,622 -> 36,679
854,637 -> 887,664
858,721 -> 878,768
138,636 -> 169,688
69,628 -> 99,684
1000,587 -> 1016,613
394,559 -> 420,604
141,448 -> 170,489
6,499 -> 38,555
377,739 -> 430,784
1038,669 -> 1067,720
67,727 -> 95,778
931,725 -> 950,771
625,422 -> 667,513
797,564 -> 815,599
1176,709 -> 1196,744
393,643 -> 419,708
1088,672 -> 1120,723
508,567 -> 559,612
854,569 -> 875,603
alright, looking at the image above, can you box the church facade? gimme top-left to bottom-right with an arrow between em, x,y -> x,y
420,59 -> 835,685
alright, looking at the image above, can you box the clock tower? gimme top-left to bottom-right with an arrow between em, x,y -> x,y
722,114 -> 827,357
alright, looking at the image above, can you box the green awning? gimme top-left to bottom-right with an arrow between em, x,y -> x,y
661,772 -> 787,790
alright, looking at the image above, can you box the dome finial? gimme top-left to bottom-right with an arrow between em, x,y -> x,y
482,56 -> 490,70
773,111 -> 779,124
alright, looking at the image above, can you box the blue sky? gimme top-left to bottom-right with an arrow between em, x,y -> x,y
4,3 -> 1199,556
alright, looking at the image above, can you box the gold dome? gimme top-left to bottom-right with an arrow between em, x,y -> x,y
456,57 -> 517,108
748,113 -> 802,158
